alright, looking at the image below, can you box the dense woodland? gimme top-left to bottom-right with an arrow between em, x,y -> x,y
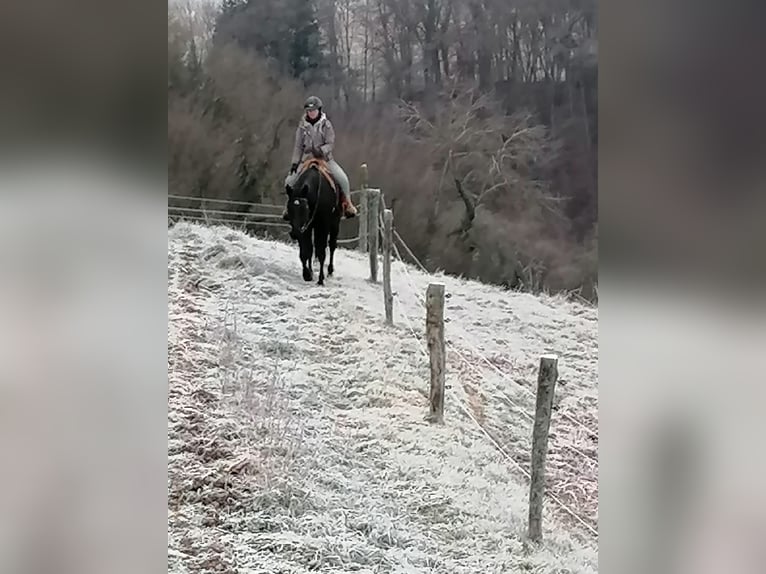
168,0 -> 597,300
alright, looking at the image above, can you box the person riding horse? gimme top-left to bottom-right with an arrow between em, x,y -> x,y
283,96 -> 357,220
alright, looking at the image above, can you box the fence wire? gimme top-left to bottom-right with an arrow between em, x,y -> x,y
390,235 -> 598,538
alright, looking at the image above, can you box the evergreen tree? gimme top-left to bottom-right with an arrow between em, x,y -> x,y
215,0 -> 327,84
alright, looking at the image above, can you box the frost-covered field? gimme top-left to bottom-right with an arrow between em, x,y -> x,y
168,222 -> 598,573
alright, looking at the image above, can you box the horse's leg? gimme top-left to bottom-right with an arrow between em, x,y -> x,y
328,214 -> 339,276
315,226 -> 328,286
300,235 -> 313,282
306,233 -> 314,279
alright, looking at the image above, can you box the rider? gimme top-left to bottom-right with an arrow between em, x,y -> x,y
283,96 -> 357,220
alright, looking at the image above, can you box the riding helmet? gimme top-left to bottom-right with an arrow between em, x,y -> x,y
304,96 -> 323,111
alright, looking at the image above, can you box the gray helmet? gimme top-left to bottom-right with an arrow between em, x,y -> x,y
304,96 -> 323,111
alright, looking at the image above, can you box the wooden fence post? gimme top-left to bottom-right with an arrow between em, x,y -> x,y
359,163 -> 368,253
383,209 -> 393,324
378,192 -> 386,255
426,283 -> 446,423
368,188 -> 380,282
528,354 -> 559,542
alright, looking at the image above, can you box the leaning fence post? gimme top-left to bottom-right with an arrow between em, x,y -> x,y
368,188 -> 380,282
426,283 -> 446,423
383,209 -> 393,324
359,164 -> 368,253
528,354 -> 559,542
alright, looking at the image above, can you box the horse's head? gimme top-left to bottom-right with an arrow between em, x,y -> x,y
287,167 -> 322,239
287,194 -> 310,240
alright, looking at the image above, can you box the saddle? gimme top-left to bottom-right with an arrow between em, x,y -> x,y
298,158 -> 337,194
287,158 -> 357,218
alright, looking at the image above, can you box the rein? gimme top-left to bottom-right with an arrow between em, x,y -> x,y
299,194 -> 320,234
299,168 -> 323,234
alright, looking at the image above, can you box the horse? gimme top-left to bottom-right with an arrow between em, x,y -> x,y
285,160 -> 342,286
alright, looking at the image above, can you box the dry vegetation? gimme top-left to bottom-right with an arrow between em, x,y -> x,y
168,0 -> 598,300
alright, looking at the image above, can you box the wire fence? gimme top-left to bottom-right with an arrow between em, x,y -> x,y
393,243 -> 598,463
168,214 -> 290,230
387,211 -> 598,443
167,193 -> 364,245
377,193 -> 598,539
390,223 -> 596,436
167,194 -> 284,210
170,206 -> 286,220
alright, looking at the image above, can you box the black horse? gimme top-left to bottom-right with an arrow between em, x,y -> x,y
286,163 -> 341,286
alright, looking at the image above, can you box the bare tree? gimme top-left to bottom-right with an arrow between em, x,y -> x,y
401,88 -> 557,231
168,0 -> 598,298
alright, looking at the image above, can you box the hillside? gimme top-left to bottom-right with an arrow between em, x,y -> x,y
168,221 -> 599,573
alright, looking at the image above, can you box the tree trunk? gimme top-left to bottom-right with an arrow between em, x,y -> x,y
470,0 -> 491,91
400,31 -> 413,98
363,0 -> 370,101
344,0 -> 352,106
327,0 -> 341,102
423,0 -> 441,93
456,38 -> 474,83
511,17 -> 520,80
441,43 -> 450,80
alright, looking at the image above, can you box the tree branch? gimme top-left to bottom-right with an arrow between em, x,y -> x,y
454,177 -> 475,229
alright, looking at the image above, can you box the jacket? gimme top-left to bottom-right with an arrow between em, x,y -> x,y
291,113 -> 336,165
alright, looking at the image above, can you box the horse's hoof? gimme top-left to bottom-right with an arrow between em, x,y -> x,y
302,269 -> 313,281
328,265 -> 334,276
317,278 -> 324,286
